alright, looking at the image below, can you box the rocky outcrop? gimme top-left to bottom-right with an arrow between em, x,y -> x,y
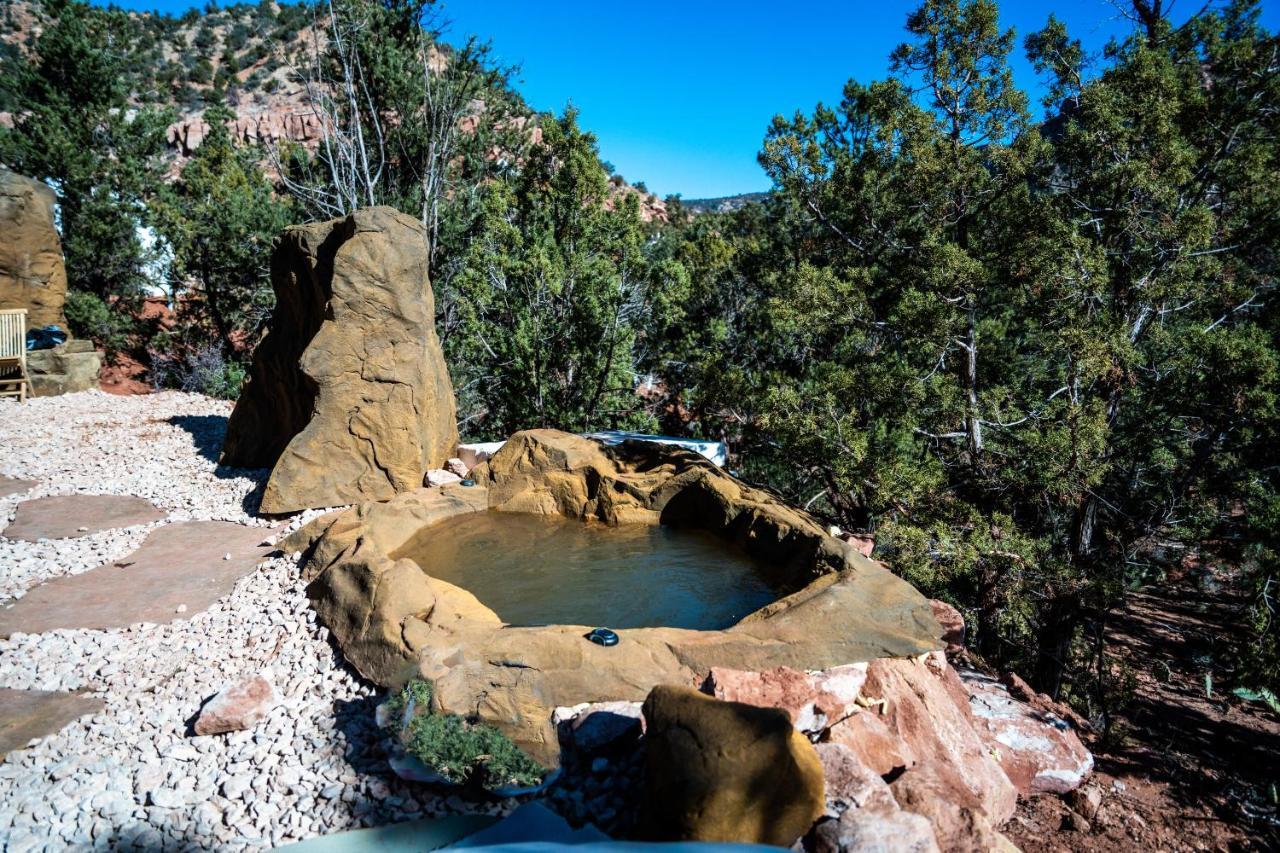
640,685 -> 825,845
0,169 -> 67,329
702,653 -> 1091,851
857,654 -> 1019,827
963,670 -> 1094,796
166,106 -> 326,158
221,206 -> 459,513
304,429 -> 942,765
26,341 -> 101,396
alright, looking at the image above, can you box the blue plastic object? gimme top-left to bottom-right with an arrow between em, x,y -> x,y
586,627 -> 619,647
25,325 -> 67,351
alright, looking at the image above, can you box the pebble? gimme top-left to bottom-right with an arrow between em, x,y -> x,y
0,391 -> 501,849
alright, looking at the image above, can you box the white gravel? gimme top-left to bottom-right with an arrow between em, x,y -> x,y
0,390 -> 506,851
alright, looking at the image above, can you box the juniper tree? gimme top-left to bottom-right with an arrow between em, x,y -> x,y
449,109 -> 654,437
154,100 -> 293,361
0,0 -> 172,343
651,0 -> 1280,701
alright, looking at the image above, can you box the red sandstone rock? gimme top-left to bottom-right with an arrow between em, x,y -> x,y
445,457 -> 470,478
889,761 -> 1014,853
963,670 -> 1094,795
193,672 -> 279,736
810,806 -> 941,853
704,664 -> 866,734
861,654 -> 1018,826
825,707 -> 910,776
929,599 -> 966,652
815,742 -> 897,817
1001,670 -> 1093,732
841,534 -> 876,558
811,742 -> 940,853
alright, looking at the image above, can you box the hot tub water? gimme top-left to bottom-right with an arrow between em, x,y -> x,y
393,511 -> 784,630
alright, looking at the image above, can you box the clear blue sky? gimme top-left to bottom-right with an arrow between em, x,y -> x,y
94,0 -> 1279,198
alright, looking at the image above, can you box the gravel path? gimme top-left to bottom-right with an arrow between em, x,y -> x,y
0,391 -> 508,851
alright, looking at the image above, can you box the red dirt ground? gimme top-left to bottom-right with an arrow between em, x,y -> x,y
1004,565 -> 1280,852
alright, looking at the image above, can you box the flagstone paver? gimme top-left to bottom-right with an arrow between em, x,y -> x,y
0,475 -> 38,498
0,520 -> 276,636
0,688 -> 104,756
2,493 -> 165,541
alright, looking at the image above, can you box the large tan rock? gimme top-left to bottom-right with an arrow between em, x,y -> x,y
221,206 -> 458,513
0,169 -> 67,329
26,344 -> 101,396
640,685 -> 825,845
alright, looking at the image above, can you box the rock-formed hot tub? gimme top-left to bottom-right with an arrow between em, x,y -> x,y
298,429 -> 942,766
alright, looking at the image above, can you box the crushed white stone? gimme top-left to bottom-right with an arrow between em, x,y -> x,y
0,390 -> 511,850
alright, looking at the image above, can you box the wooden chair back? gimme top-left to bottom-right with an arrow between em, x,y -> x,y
0,309 -> 26,367
0,309 -> 30,402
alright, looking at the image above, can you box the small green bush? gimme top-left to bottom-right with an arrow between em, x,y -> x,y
384,678 -> 545,789
63,289 -> 132,352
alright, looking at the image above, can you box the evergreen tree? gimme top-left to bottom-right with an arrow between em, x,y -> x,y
449,109 -> 654,437
155,99 -> 293,360
649,0 -> 1280,704
0,0 -> 172,344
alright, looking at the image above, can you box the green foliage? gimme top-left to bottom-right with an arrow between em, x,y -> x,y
154,98 -> 292,357
152,344 -> 247,399
383,679 -> 544,788
644,0 -> 1280,700
448,109 -> 657,437
0,0 -> 173,350
64,290 -> 131,352
1233,687 -> 1280,715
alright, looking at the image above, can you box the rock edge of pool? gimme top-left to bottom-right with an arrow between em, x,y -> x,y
298,428 -> 943,768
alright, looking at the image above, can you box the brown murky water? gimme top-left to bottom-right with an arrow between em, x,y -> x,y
393,511 -> 784,630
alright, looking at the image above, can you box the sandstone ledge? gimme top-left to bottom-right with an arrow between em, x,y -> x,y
305,430 -> 942,766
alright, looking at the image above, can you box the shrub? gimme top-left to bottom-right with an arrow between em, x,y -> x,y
63,289 -> 132,353
383,678 -> 545,789
151,345 -> 246,399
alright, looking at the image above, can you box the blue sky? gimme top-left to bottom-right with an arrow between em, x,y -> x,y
94,0 -> 1279,198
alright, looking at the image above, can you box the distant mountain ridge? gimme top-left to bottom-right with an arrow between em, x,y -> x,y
681,192 -> 769,215
0,0 -> 671,221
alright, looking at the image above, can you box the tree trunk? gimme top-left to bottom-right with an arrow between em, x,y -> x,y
965,305 -> 983,462
1034,597 -> 1080,699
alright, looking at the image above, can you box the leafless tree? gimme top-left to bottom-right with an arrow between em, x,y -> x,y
271,0 -> 385,218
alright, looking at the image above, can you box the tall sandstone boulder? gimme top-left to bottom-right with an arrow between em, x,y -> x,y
222,206 -> 458,513
0,169 -> 68,329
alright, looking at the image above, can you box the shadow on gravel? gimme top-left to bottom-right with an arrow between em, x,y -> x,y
166,414 -> 269,515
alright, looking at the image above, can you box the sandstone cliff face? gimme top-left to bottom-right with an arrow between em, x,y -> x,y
166,104 -> 325,158
221,206 -> 459,513
0,169 -> 68,329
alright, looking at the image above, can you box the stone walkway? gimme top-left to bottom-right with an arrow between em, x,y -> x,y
0,477 -> 36,499
0,689 -> 103,757
0,521 -> 279,636
0,391 -> 506,851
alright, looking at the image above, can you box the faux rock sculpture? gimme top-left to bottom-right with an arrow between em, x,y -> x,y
641,685 -> 826,846
0,168 -> 68,329
221,206 -> 459,513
